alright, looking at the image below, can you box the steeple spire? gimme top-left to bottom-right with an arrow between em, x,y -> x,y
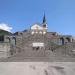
42,12 -> 47,28
43,12 -> 46,24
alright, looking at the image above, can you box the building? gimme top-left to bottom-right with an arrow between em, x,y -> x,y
0,14 -> 75,58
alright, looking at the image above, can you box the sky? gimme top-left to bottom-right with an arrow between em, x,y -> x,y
0,0 -> 75,36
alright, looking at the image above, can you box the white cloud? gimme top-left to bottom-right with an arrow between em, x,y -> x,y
0,23 -> 12,32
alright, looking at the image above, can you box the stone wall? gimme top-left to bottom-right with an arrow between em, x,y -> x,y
1,31 -> 74,58
0,43 -> 10,58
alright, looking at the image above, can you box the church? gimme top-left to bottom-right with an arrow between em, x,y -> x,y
0,14 -> 75,59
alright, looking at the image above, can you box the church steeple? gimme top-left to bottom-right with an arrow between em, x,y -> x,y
43,13 -> 46,24
42,13 -> 47,28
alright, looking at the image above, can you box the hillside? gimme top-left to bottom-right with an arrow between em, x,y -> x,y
0,29 -> 12,35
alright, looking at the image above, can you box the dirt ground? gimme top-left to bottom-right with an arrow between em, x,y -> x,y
0,62 -> 75,75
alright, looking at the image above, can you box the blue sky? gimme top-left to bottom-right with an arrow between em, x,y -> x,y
0,0 -> 75,35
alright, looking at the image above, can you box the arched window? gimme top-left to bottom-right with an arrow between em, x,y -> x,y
60,37 -> 64,45
11,37 -> 16,45
66,37 -> 70,43
6,37 -> 10,43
